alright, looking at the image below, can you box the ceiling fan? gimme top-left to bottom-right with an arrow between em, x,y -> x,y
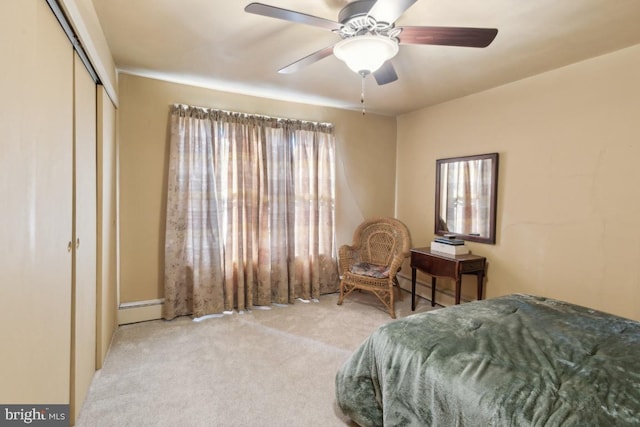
245,0 -> 498,85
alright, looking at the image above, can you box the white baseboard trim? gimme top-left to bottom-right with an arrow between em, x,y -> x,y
118,299 -> 164,325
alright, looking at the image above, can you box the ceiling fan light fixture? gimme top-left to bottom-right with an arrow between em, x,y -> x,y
334,35 -> 399,74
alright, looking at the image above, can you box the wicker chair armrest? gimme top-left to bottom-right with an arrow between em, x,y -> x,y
387,251 -> 410,281
338,244 -> 358,276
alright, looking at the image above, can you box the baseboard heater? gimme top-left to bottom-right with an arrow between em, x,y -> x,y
396,273 -> 471,307
115,275 -> 467,325
118,299 -> 164,325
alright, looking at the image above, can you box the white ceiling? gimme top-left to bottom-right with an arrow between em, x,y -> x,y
91,0 -> 640,116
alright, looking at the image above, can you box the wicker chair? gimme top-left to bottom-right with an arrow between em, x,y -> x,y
337,217 -> 411,319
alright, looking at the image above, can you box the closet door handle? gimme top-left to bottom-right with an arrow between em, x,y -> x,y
67,241 -> 73,252
76,238 -> 80,249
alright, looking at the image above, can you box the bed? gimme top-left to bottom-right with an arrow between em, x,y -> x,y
335,294 -> 640,426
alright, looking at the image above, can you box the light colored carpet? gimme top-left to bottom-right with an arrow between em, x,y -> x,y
76,291 -> 437,427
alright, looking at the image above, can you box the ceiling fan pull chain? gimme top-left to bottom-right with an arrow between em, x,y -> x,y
360,71 -> 367,115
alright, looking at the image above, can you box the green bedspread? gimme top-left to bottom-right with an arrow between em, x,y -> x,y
335,294 -> 640,426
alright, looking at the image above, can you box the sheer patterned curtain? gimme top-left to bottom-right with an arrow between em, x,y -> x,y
164,104 -> 338,320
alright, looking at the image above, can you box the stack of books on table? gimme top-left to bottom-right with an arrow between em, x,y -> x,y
430,235 -> 470,256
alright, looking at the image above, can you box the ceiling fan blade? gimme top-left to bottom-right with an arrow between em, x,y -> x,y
278,45 -> 335,74
245,2 -> 342,31
398,26 -> 498,48
367,0 -> 418,24
373,61 -> 398,85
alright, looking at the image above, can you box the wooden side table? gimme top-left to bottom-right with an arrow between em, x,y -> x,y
410,247 -> 486,310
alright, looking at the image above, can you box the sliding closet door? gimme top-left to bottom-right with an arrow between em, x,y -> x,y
96,86 -> 118,369
0,0 -> 73,403
71,53 -> 97,423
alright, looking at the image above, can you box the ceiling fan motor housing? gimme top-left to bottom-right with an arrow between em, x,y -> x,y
338,0 -> 378,24
338,0 -> 399,39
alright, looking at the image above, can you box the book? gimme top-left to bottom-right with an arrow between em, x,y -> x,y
434,237 -> 466,245
430,241 -> 470,255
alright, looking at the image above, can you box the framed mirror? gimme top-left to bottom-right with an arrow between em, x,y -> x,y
435,153 -> 499,244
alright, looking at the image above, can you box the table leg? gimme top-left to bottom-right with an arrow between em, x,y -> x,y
431,277 -> 436,307
477,271 -> 484,300
455,278 -> 462,304
411,267 -> 417,311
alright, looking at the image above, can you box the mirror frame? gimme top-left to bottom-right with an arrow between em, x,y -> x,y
434,152 -> 499,244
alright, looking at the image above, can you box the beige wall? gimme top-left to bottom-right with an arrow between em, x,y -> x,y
118,73 -> 396,303
397,44 -> 640,321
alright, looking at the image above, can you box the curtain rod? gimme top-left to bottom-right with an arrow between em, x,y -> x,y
172,103 -> 334,129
